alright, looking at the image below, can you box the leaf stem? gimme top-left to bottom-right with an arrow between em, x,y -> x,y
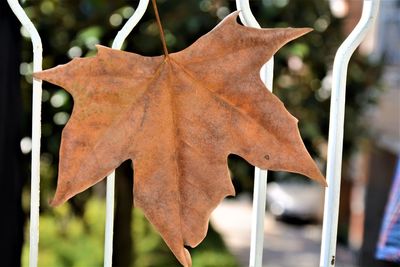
151,0 -> 169,57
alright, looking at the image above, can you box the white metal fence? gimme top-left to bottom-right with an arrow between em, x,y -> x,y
7,0 -> 380,266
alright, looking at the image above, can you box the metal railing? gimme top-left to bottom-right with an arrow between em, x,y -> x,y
320,1 -> 380,266
7,2 -> 42,267
7,0 -> 380,266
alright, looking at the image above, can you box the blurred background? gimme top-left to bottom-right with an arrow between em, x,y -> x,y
1,0 -> 399,266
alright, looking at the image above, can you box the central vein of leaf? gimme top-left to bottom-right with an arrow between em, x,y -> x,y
164,61 -> 185,245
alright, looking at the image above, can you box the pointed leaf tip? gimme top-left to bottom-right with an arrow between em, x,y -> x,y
32,67 -> 62,83
313,170 -> 328,187
183,248 -> 192,267
49,194 -> 66,207
172,247 -> 192,267
95,44 -> 113,56
281,27 -> 313,42
32,70 -> 45,81
49,198 -> 61,207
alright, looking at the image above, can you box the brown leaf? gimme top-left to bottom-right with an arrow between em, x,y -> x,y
34,12 -> 325,266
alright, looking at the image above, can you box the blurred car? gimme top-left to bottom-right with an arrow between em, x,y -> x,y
266,181 -> 324,222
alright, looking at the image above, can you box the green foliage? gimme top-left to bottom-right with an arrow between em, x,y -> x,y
22,199 -> 105,267
21,198 -> 237,267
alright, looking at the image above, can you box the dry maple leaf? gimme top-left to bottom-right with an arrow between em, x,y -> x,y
34,12 -> 326,267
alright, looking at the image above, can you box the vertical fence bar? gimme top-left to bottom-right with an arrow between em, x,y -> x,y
104,171 -> 115,267
319,1 -> 380,266
248,62 -> 273,267
235,1 -> 274,266
103,1 -> 150,266
7,1 -> 43,267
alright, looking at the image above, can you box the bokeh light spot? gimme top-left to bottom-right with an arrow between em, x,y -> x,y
274,0 -> 289,8
40,1 -> 55,15
20,137 -> 32,154
19,62 -> 32,76
67,46 -> 82,59
217,7 -> 230,19
199,0 -> 212,12
53,112 -> 70,125
288,56 -> 304,72
109,13 -> 123,27
42,89 -> 50,102
314,17 -> 330,32
50,91 -> 68,108
122,6 -> 135,19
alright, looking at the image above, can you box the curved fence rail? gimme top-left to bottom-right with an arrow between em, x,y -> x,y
6,1 -> 42,267
7,0 -> 380,266
320,1 -> 380,266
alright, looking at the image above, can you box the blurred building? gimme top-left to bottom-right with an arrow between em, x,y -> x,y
369,0 -> 400,152
360,1 -> 400,266
339,0 -> 400,266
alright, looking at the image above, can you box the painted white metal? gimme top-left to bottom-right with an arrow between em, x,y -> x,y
319,1 -> 380,266
235,1 -> 274,266
104,1 -> 150,267
6,1 -> 43,267
104,171 -> 116,267
112,0 -> 150,50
